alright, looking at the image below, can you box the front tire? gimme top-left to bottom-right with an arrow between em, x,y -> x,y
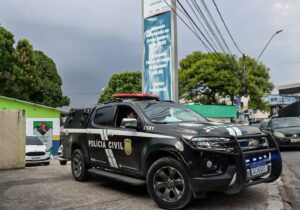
146,157 -> 193,210
71,149 -> 91,181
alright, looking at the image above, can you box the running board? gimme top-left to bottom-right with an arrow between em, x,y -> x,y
88,168 -> 146,186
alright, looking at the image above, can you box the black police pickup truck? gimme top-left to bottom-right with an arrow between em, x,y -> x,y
62,94 -> 282,209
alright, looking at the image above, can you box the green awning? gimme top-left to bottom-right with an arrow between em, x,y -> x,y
186,104 -> 237,118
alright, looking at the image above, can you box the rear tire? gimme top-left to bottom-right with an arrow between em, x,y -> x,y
60,160 -> 67,165
71,149 -> 91,181
146,157 -> 193,210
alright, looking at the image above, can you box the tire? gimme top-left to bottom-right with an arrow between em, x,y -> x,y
44,162 -> 50,166
146,157 -> 193,210
60,160 -> 67,165
71,149 -> 91,181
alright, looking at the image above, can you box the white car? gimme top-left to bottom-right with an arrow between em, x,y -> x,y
26,136 -> 50,165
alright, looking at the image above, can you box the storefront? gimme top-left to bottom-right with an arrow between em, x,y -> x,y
0,96 -> 65,156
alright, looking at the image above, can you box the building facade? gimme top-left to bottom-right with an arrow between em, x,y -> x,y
0,96 -> 65,155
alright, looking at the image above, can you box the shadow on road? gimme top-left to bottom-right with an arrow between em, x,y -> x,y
89,175 -> 149,198
87,174 -> 267,209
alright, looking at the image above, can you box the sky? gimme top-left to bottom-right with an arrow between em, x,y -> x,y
1,0 -> 299,108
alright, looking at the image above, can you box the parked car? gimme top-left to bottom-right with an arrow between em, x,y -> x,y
262,117 -> 300,148
26,136 -> 50,165
259,121 -> 269,131
58,145 -> 67,165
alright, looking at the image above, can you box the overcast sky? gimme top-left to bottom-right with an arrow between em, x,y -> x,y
1,0 -> 299,108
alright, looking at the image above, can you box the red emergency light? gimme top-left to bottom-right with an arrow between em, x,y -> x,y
112,93 -> 159,100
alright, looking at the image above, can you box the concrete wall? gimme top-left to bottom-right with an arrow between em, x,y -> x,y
0,110 -> 26,169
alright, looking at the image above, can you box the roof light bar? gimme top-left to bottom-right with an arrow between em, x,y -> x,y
112,93 -> 159,100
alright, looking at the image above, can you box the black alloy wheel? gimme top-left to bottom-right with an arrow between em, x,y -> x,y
153,166 -> 185,202
147,157 -> 193,210
71,149 -> 90,181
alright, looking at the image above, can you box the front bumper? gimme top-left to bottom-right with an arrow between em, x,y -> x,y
189,165 -> 236,192
26,153 -> 50,164
188,134 -> 282,194
26,157 -> 50,164
275,137 -> 300,147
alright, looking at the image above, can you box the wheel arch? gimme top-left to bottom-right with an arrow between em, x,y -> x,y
71,142 -> 91,166
143,148 -> 187,176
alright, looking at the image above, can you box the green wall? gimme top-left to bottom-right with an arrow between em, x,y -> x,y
186,104 -> 237,118
0,97 -> 60,118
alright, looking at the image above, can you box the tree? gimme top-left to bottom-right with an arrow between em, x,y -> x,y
0,26 -> 15,95
179,51 -> 273,110
98,71 -> 142,102
3,39 -> 42,101
30,51 -> 70,107
0,26 -> 70,107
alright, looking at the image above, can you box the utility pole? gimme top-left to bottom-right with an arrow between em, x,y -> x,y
242,53 -> 247,96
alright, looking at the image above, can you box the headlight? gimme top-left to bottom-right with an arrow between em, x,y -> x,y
273,131 -> 285,138
190,137 -> 235,153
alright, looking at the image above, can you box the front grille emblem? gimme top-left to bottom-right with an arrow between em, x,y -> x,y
249,139 -> 259,147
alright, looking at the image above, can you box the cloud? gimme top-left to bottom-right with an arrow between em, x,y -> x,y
271,2 -> 292,27
2,0 -> 300,106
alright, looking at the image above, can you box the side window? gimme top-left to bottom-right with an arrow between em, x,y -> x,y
93,106 -> 115,126
115,105 -> 138,127
267,120 -> 272,128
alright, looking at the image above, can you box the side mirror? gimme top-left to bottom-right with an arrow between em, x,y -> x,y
121,118 -> 138,129
264,127 -> 272,132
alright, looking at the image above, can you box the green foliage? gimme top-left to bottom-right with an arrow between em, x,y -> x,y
0,26 -> 15,95
98,71 -> 142,103
179,51 -> 273,110
31,51 -> 70,107
0,26 -> 69,107
4,39 -> 42,101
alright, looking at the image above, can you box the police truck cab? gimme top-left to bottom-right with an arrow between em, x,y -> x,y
62,94 -> 282,209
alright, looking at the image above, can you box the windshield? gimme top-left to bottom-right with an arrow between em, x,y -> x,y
26,137 -> 44,145
137,102 -> 207,123
271,117 -> 300,129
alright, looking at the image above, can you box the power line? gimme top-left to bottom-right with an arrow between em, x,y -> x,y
164,0 -> 212,53
176,0 -> 226,62
188,0 -> 237,66
269,61 -> 300,66
190,0 -> 227,54
212,0 -> 243,55
185,0 -> 220,52
165,0 -> 224,62
199,0 -> 233,55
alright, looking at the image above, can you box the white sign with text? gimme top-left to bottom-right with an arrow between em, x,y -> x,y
144,0 -> 171,19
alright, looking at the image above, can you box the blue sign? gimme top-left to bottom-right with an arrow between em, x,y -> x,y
143,12 -> 172,100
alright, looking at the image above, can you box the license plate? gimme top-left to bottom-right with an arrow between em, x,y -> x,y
291,138 -> 300,143
31,157 -> 41,160
250,163 -> 268,176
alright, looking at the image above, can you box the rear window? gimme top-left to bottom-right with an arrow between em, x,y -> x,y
26,137 -> 44,145
93,106 -> 115,126
64,108 -> 93,128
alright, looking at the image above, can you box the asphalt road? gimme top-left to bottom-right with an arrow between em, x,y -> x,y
0,155 -> 296,210
280,148 -> 300,210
